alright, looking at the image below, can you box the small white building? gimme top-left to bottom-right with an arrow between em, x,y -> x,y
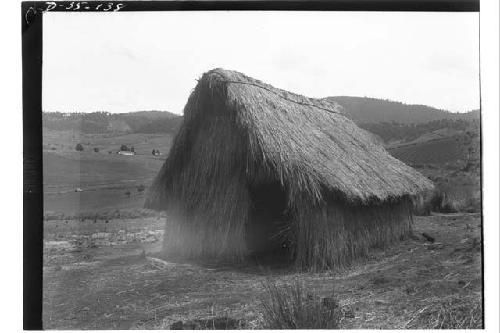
118,151 -> 135,156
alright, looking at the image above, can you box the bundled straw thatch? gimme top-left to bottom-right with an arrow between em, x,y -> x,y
145,68 -> 433,270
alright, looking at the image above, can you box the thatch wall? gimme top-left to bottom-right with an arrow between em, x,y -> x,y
292,196 -> 413,270
145,68 -> 433,269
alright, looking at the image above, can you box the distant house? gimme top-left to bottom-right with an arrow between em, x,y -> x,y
118,151 -> 135,156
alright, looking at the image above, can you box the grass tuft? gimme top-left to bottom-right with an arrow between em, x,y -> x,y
259,279 -> 341,329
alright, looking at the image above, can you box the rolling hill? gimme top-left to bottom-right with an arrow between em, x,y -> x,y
42,110 -> 182,135
41,98 -> 481,215
325,96 -> 479,125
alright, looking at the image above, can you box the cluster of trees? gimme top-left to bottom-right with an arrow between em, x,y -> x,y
75,143 -> 135,153
45,112 -> 111,133
43,111 -> 182,134
120,145 -> 135,152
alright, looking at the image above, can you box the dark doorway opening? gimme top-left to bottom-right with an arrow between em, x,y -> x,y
246,182 -> 292,265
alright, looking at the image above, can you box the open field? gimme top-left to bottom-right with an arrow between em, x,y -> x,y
43,127 -> 481,215
389,137 -> 465,165
43,151 -> 163,215
43,130 -> 171,215
42,128 -> 174,156
43,213 -> 482,329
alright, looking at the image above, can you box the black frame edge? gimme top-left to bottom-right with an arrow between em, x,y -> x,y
22,1 -> 43,330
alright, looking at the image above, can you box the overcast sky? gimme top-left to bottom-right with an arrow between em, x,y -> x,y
43,11 -> 479,114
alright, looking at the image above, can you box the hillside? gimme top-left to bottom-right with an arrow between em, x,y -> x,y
326,96 -> 479,125
42,97 -> 481,215
358,118 -> 480,146
42,111 -> 182,135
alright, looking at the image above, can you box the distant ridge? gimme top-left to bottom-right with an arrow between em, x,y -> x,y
43,97 -> 480,140
42,110 -> 182,134
325,96 -> 479,125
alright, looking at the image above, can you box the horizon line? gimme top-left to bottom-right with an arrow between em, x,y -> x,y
42,95 -> 480,115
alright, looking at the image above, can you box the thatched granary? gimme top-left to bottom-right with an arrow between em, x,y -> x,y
145,68 -> 433,270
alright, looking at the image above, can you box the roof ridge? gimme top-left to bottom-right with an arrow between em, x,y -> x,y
209,71 -> 346,117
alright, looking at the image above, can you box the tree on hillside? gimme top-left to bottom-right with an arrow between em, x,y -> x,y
75,143 -> 84,151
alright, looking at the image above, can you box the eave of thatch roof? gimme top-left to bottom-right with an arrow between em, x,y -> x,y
146,68 -> 433,209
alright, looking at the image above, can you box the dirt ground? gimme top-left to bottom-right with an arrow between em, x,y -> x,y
43,213 -> 482,329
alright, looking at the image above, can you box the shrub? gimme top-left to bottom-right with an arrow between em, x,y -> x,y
75,143 -> 84,151
137,184 -> 146,192
428,191 -> 457,213
93,147 -> 99,153
259,279 -> 340,329
419,189 -> 481,214
412,194 -> 432,216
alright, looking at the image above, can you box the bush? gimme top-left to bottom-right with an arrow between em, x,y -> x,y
428,191 -> 458,213
259,279 -> 340,329
412,194 -> 432,216
416,189 -> 481,214
75,143 -> 84,151
120,144 -> 129,151
137,184 -> 146,192
93,147 -> 99,153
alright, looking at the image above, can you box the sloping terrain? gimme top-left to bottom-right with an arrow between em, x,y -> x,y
43,214 -> 482,329
43,129 -> 171,215
326,96 -> 479,125
389,137 -> 471,166
42,99 -> 481,216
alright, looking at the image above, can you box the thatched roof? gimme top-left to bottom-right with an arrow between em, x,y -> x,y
145,68 -> 433,210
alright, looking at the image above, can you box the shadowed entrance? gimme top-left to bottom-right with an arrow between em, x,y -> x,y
246,182 -> 292,263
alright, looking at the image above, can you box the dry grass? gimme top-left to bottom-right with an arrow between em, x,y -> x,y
293,197 -> 413,270
161,205 -> 248,260
146,68 -> 433,208
404,295 -> 482,329
259,279 -> 341,329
